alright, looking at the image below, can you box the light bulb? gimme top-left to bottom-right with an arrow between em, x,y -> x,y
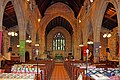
79,20 -> 81,23
17,45 -> 20,47
107,33 -> 111,38
99,46 -> 101,48
90,0 -> 93,2
8,32 -> 11,35
11,32 -> 14,36
38,19 -> 40,22
15,33 -> 18,36
79,44 -> 84,47
103,34 -> 107,38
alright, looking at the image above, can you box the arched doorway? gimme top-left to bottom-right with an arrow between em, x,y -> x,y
25,51 -> 30,61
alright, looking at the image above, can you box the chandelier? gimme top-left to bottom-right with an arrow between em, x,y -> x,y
8,32 -> 18,36
87,41 -> 93,44
103,32 -> 111,38
26,36 -> 32,43
35,43 -> 40,47
87,39 -> 93,44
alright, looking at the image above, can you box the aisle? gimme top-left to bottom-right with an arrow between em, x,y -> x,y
50,63 -> 70,80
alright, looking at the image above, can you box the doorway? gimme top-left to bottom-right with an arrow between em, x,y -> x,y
25,51 -> 30,62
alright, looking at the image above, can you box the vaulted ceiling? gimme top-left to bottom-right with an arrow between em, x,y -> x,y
3,1 -> 18,29
2,1 -> 118,32
102,3 -> 118,30
46,16 -> 73,35
35,0 -> 84,18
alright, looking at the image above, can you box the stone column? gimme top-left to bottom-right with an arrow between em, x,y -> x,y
74,29 -> 80,60
19,27 -> 26,62
93,26 -> 100,63
3,30 -> 9,58
0,30 -> 2,53
118,36 -> 120,67
31,35 -> 36,60
93,42 -> 100,63
39,30 -> 44,55
0,30 -> 2,68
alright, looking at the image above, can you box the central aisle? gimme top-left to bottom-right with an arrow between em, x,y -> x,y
50,63 -> 70,80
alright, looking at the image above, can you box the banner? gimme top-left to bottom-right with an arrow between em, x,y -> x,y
83,46 -> 88,57
94,42 -> 100,57
19,40 -> 25,56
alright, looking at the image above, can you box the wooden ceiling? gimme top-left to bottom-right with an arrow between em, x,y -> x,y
35,0 -> 84,18
2,1 -> 118,32
3,1 -> 18,29
46,16 -> 73,35
102,3 -> 118,30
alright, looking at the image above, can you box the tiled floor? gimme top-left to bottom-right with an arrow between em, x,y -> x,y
50,63 -> 70,80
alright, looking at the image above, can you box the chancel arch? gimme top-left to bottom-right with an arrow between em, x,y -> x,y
45,16 -> 73,59
39,2 -> 77,56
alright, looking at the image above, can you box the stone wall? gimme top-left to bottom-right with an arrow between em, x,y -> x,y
47,26 -> 72,58
108,27 -> 118,60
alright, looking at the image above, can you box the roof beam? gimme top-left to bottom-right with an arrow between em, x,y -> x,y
104,15 -> 117,23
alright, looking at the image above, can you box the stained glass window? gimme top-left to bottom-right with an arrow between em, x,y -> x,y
53,32 -> 65,50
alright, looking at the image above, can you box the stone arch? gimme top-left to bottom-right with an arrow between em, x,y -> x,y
39,2 -> 77,54
41,2 -> 77,35
95,0 -> 118,41
26,17 -> 35,37
0,0 -> 11,29
1,0 -> 25,29
88,21 -> 94,39
82,18 -> 91,45
1,0 -> 26,40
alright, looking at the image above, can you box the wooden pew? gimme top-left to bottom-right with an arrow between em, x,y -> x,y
24,60 -> 55,80
64,60 -> 92,80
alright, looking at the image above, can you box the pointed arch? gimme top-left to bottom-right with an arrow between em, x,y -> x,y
53,32 -> 65,50
95,0 -> 118,41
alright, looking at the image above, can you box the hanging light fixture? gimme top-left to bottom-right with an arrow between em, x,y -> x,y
87,39 -> 93,44
8,32 -> 18,36
99,46 -> 101,48
38,18 -> 41,22
26,36 -> 32,43
79,44 -> 84,47
87,41 -> 93,44
17,45 -> 20,47
79,19 -> 81,23
103,32 -> 111,38
35,43 -> 40,47
90,0 -> 94,2
107,33 -> 111,38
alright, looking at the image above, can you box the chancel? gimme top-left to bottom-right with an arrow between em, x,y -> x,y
0,0 -> 120,80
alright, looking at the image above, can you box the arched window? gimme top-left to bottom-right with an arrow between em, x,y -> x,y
53,32 -> 65,50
